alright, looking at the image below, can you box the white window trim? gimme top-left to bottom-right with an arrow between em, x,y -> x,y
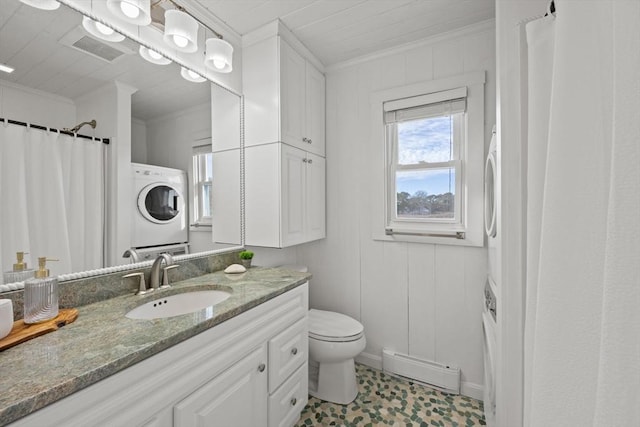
386,114 -> 464,228
370,71 -> 486,246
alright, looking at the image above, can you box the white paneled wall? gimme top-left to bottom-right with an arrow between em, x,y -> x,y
131,118 -> 147,164
145,103 -> 211,171
297,21 -> 495,398
0,80 -> 76,127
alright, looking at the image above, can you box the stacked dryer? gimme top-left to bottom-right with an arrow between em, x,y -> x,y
483,126 -> 498,426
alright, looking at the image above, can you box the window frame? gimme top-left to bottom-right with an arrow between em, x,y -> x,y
386,111 -> 464,227
190,142 -> 213,230
370,71 -> 486,246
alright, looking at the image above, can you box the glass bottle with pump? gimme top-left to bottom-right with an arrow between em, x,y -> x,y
3,252 -> 35,284
24,257 -> 58,324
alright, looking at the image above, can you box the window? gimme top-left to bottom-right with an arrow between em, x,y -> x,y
371,72 -> 485,246
191,144 -> 213,227
386,90 -> 466,227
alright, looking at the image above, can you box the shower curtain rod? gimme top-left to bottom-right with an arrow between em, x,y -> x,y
0,117 -> 109,145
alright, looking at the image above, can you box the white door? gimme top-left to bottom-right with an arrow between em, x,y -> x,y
305,63 -> 325,156
282,145 -> 306,247
174,345 -> 268,427
305,152 -> 326,242
280,40 -> 305,149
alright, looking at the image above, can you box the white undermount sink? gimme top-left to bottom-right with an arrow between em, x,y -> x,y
126,290 -> 231,320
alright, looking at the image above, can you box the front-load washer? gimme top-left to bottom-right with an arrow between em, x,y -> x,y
132,163 -> 188,248
482,277 -> 497,426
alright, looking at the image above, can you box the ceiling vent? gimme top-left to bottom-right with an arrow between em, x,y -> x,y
59,25 -> 137,63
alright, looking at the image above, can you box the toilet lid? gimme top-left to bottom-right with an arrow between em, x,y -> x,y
309,309 -> 364,342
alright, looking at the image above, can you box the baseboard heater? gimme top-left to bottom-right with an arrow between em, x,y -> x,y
382,349 -> 460,394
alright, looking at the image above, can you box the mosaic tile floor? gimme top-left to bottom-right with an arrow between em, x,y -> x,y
295,364 -> 486,427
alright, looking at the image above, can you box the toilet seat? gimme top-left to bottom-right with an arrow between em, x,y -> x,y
309,309 -> 364,342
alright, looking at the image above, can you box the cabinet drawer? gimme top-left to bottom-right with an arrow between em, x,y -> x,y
269,316 -> 308,393
268,363 -> 308,427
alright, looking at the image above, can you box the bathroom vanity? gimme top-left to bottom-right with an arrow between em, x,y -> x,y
0,268 -> 309,427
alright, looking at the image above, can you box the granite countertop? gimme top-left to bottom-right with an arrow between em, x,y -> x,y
0,267 -> 310,426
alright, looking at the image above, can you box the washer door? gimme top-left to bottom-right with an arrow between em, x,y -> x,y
137,183 -> 184,224
482,310 -> 497,426
484,149 -> 497,238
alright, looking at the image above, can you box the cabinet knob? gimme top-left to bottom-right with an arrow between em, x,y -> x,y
308,139 -> 312,144
307,159 -> 313,164
258,363 -> 266,373
302,137 -> 308,143
291,347 -> 298,356
302,158 -> 308,163
290,397 -> 297,406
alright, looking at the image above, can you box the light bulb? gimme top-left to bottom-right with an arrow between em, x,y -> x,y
172,35 -> 188,48
213,58 -> 225,70
120,2 -> 140,19
95,22 -> 114,36
148,49 -> 162,60
187,70 -> 199,79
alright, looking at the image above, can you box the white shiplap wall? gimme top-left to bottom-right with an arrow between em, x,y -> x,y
297,21 -> 496,398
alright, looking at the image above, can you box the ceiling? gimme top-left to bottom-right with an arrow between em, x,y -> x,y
0,0 -> 494,122
190,0 -> 495,66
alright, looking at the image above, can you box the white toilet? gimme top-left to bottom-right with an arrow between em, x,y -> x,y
279,265 -> 366,405
308,308 -> 366,404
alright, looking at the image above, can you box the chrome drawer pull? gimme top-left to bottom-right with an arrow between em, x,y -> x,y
291,347 -> 298,356
290,397 -> 297,406
258,363 -> 266,373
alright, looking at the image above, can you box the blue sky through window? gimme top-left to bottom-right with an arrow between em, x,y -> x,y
397,116 -> 454,195
397,116 -> 452,164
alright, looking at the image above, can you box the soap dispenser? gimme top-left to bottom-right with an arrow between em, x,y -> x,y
3,252 -> 35,284
24,257 -> 59,324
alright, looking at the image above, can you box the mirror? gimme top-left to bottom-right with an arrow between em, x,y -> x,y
0,0 -> 242,289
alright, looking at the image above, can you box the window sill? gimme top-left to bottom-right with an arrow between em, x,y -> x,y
189,223 -> 212,233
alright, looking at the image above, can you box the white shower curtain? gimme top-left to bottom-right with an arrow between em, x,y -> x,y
524,1 -> 639,426
0,123 -> 105,281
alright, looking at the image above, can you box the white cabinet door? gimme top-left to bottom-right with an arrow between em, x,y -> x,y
282,144 -> 306,247
280,40 -> 306,149
174,345 -> 268,427
306,152 -> 326,242
246,143 -> 325,248
305,63 -> 325,156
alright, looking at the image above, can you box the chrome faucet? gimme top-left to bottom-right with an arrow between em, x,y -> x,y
149,253 -> 174,290
122,248 -> 141,264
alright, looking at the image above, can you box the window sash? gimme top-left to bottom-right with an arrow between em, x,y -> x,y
192,146 -> 213,226
388,161 -> 462,225
385,111 -> 465,228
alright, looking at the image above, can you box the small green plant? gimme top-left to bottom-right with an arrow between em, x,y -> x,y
239,250 -> 254,260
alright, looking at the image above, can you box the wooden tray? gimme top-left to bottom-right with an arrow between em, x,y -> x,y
0,308 -> 78,351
